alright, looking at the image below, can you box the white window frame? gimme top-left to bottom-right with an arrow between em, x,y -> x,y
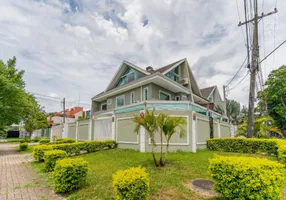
143,87 -> 148,101
116,95 -> 125,108
159,90 -> 171,100
101,103 -> 107,111
130,91 -> 135,104
175,95 -> 181,101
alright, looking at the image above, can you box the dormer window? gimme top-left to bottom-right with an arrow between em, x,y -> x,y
116,67 -> 145,87
165,66 -> 180,83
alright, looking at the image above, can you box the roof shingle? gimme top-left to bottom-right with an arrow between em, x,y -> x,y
200,86 -> 216,99
154,58 -> 185,73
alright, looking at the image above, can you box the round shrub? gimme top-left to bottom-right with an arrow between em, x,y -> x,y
44,150 -> 67,172
39,138 -> 50,144
19,143 -> 28,151
32,145 -> 53,161
53,157 -> 89,193
209,155 -> 285,200
112,167 -> 150,200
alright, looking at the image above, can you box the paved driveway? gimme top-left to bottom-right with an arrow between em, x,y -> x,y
0,143 -> 65,200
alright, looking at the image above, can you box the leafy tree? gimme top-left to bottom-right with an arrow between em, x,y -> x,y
0,57 -> 46,136
262,66 -> 286,130
215,100 -> 241,124
226,99 -> 241,124
215,104 -> 225,115
24,99 -> 48,137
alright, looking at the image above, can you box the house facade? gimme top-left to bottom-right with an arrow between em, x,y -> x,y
200,85 -> 226,114
89,58 -> 231,152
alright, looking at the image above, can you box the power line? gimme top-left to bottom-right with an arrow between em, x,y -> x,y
30,92 -> 62,100
272,0 -> 278,70
243,0 -> 251,68
259,39 -> 286,64
227,71 -> 249,91
226,55 -> 247,87
236,0 -> 246,45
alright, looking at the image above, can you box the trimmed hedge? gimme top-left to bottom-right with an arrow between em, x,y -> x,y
39,138 -> 50,144
209,155 -> 285,199
207,138 -> 278,155
52,140 -> 117,155
19,143 -> 28,151
32,140 -> 117,161
32,145 -> 53,161
44,150 -> 68,172
113,167 -> 150,200
277,141 -> 286,164
53,157 -> 89,193
53,138 -> 76,144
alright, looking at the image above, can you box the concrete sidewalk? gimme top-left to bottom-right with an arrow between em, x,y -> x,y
0,143 -> 65,200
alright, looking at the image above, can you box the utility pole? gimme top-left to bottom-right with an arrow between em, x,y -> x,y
238,1 -> 277,137
63,97 -> 66,123
223,85 -> 227,117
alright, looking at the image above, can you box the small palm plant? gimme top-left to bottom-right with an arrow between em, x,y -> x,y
157,114 -> 187,166
254,116 -> 283,138
132,109 -> 160,167
236,116 -> 282,138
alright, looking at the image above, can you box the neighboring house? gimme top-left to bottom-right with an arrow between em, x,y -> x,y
200,86 -> 226,114
47,106 -> 84,126
89,58 -> 231,152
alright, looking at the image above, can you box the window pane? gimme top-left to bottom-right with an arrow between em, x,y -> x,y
117,96 -> 124,107
159,92 -> 170,100
131,92 -> 134,104
174,66 -> 179,74
127,73 -> 135,83
101,104 -> 107,110
144,88 -> 148,100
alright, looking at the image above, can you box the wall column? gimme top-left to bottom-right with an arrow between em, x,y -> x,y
50,126 -> 53,142
139,126 -> 145,152
218,120 -> 221,138
75,121 -> 79,142
63,123 -> 68,138
88,117 -> 92,141
112,115 -> 115,140
191,111 -> 197,153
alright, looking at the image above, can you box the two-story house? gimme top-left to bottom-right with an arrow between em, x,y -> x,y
90,58 -> 231,152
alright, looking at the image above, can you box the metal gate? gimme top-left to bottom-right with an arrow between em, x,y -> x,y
94,117 -> 112,140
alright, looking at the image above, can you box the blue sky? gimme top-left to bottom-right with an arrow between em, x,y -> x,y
0,0 -> 285,112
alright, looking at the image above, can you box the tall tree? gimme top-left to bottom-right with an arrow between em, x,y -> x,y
0,57 -> 46,135
225,100 -> 241,124
262,66 -> 286,130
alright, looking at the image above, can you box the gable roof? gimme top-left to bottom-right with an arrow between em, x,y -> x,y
96,58 -> 205,100
200,86 -> 216,99
104,60 -> 149,92
154,58 -> 185,73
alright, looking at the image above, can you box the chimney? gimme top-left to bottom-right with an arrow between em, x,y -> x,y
146,66 -> 154,74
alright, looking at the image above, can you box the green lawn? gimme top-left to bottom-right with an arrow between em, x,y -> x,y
31,149 -> 277,200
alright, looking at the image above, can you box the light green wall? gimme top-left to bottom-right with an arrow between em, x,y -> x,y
213,121 -> 218,138
68,124 -> 76,139
115,110 -> 193,152
196,113 -> 210,144
116,118 -> 138,143
151,83 -> 175,100
145,110 -> 193,152
78,122 -> 89,141
221,123 -> 230,137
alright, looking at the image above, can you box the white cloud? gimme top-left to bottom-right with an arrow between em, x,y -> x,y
0,0 -> 286,112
